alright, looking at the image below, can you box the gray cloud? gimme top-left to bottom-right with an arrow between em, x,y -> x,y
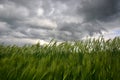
0,2 -> 29,19
78,0 -> 119,22
0,0 -> 120,45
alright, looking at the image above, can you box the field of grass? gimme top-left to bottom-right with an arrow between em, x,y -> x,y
0,37 -> 120,80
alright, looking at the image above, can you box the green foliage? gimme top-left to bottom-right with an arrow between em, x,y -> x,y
0,37 -> 120,80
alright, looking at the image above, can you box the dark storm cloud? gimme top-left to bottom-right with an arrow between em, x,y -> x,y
77,0 -> 119,22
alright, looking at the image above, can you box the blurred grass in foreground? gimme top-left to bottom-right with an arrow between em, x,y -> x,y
0,37 -> 120,80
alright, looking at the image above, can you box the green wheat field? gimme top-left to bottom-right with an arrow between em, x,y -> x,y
0,37 -> 120,80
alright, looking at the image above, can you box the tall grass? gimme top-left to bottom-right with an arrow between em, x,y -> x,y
0,37 -> 120,80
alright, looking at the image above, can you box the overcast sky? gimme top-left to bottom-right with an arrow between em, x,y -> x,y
0,0 -> 120,45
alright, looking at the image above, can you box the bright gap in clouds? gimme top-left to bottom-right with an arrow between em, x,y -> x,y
105,29 -> 120,39
0,38 -> 48,46
37,8 -> 44,16
0,5 -> 4,9
84,28 -> 120,40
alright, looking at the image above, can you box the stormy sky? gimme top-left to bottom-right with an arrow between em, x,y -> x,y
0,0 -> 120,45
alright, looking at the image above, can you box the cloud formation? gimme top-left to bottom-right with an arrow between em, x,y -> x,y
0,0 -> 120,45
78,0 -> 119,21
